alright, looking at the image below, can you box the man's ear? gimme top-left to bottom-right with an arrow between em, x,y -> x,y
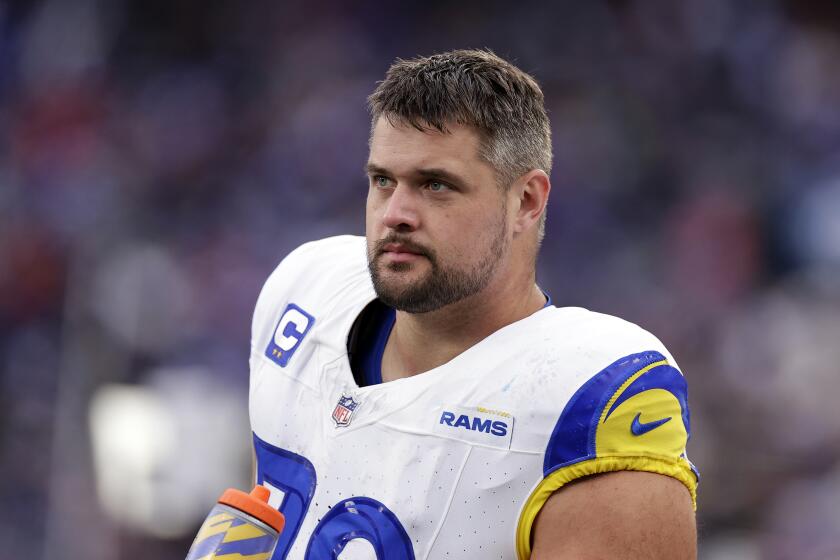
511,169 -> 551,234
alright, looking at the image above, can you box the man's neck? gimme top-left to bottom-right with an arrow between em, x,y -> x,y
380,280 -> 546,383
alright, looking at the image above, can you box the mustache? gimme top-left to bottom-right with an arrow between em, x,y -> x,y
373,235 -> 433,259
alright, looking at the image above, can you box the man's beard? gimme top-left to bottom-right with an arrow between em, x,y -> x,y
367,215 -> 508,314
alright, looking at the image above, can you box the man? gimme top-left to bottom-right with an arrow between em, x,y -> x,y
249,49 -> 697,559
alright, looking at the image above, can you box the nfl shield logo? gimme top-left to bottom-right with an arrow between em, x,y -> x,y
332,394 -> 360,427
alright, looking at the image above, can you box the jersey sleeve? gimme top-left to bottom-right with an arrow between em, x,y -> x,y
249,239 -> 322,375
515,339 -> 698,559
248,235 -> 367,376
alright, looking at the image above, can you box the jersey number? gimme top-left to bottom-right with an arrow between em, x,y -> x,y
254,435 -> 415,559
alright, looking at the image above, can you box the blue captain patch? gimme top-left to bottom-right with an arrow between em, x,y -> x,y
265,304 -> 315,367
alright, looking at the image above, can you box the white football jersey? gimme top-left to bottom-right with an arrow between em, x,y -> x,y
249,236 -> 697,560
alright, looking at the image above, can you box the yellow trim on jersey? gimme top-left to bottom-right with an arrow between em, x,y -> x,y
599,359 -> 668,425
598,390 -> 688,458
515,455 -> 697,560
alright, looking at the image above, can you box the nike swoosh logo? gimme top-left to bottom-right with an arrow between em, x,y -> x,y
631,412 -> 672,436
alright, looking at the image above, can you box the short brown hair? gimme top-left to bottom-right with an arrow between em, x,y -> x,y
368,49 -> 552,188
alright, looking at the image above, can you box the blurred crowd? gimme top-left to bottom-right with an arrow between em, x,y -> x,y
2,0 -> 840,558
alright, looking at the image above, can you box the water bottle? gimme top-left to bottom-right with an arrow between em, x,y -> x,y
185,485 -> 285,559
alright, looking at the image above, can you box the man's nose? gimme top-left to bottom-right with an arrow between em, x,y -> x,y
382,185 -> 420,231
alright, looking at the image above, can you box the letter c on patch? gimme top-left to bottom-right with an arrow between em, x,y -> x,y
275,308 -> 310,351
265,303 -> 315,367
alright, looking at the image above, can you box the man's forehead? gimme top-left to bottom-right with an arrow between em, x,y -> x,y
368,117 -> 485,171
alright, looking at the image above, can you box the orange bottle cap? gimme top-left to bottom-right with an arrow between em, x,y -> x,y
218,486 -> 285,533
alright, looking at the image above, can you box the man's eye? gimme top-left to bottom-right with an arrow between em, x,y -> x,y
427,181 -> 448,192
374,176 -> 391,187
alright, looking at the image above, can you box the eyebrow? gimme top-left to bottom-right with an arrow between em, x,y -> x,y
364,163 -> 468,187
364,163 -> 390,177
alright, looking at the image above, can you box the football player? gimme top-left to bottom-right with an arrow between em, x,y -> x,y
249,49 -> 697,559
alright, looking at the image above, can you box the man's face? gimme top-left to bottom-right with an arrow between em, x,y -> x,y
365,117 -> 510,313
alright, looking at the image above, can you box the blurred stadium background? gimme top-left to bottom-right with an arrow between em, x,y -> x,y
2,0 -> 840,558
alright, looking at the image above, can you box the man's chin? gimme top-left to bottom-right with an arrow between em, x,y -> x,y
375,290 -> 437,314
369,257 -> 439,310
374,272 -> 423,295
376,254 -> 429,274
372,274 -> 430,310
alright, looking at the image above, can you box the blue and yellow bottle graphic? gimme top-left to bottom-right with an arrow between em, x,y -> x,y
185,485 -> 285,560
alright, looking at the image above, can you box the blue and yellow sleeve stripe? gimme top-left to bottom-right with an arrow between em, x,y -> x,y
516,351 -> 698,560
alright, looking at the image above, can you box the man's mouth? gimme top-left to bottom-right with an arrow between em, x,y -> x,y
378,240 -> 429,264
382,243 -> 423,255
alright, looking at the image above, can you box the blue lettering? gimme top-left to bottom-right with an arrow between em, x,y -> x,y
471,417 -> 492,433
490,421 -> 508,437
454,415 -> 471,429
439,412 -> 510,437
